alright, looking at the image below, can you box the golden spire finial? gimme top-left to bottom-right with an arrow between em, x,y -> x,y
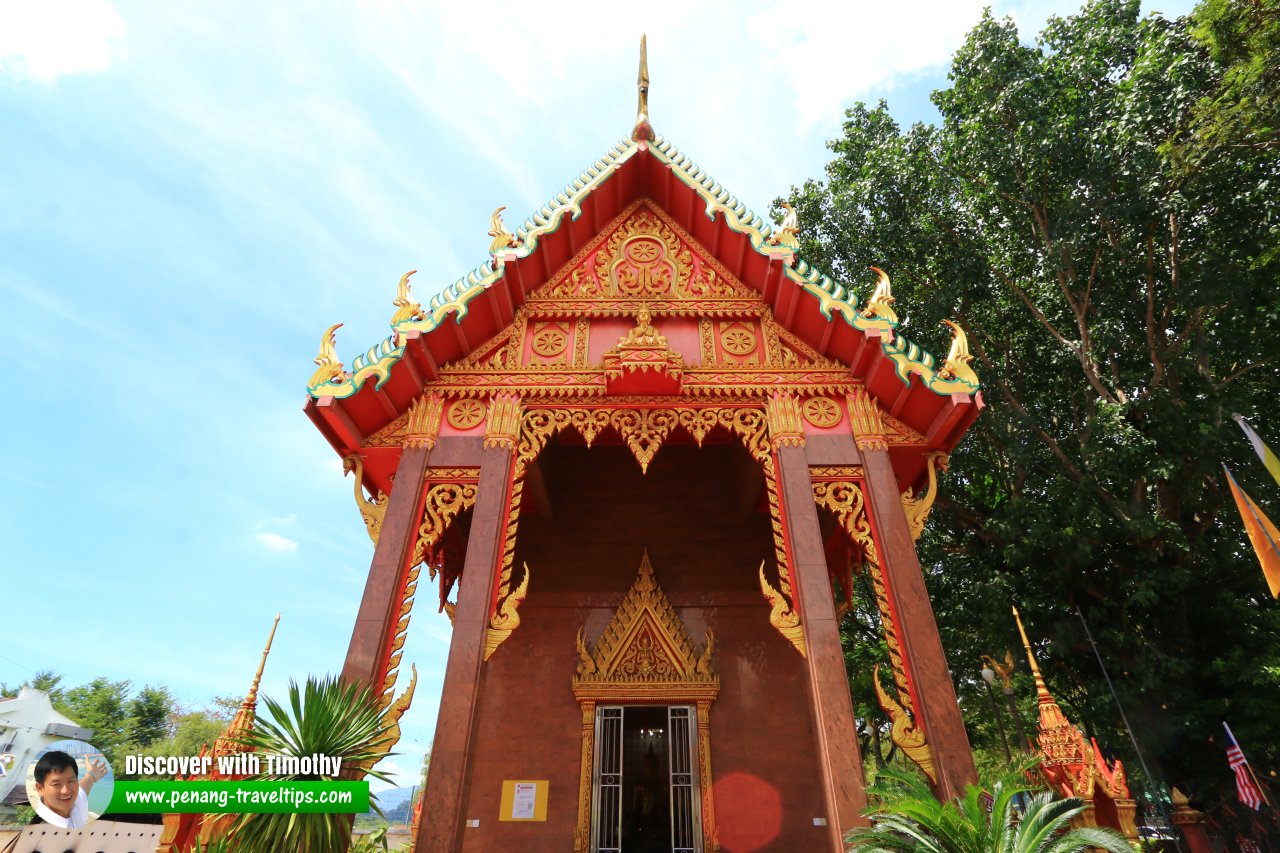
211,613 -> 280,758
1012,605 -> 1053,704
631,34 -> 654,142
245,613 -> 281,706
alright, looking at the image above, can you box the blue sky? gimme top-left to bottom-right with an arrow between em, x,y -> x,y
0,0 -> 1195,790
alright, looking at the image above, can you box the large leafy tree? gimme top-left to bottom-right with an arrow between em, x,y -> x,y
789,0 -> 1280,819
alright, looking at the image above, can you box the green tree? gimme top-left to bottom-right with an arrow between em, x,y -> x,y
125,685 -> 175,749
60,678 -> 131,764
1,670 -> 65,702
789,0 -> 1280,813
1173,0 -> 1280,168
846,761 -> 1131,853
228,675 -> 397,853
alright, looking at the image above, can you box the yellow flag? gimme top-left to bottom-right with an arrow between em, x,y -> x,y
1233,414 -> 1280,489
1224,465 -> 1280,599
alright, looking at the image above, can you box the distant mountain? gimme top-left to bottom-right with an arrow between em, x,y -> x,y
367,786 -> 417,819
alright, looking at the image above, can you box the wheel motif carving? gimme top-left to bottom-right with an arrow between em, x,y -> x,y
802,397 -> 841,428
532,327 -> 568,357
720,326 -> 757,356
446,399 -> 486,430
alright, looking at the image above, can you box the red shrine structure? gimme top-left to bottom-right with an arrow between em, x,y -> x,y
1013,607 -> 1139,841
306,40 -> 984,853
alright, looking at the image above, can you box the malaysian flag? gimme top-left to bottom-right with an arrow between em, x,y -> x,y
1224,722 -> 1264,810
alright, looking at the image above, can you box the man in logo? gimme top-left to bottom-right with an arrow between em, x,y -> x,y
33,750 -> 107,828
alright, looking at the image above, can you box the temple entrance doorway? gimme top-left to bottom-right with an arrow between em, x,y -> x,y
591,705 -> 701,853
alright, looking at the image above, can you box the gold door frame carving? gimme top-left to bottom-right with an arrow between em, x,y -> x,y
571,552 -> 721,853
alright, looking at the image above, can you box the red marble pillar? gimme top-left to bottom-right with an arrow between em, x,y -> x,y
343,444 -> 433,686
861,447 -> 977,800
775,445 -> 870,849
415,444 -> 516,853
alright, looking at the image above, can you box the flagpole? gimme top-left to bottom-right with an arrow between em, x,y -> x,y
1225,721 -> 1273,810
1076,604 -> 1184,851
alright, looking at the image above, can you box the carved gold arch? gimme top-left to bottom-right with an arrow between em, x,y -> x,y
571,551 -> 721,853
514,402 -> 806,657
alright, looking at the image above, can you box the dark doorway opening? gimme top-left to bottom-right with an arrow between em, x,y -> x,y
621,706 -> 671,853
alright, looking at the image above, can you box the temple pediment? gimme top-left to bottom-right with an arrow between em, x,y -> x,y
573,551 -> 718,702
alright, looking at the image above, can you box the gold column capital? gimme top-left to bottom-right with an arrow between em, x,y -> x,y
767,391 -> 805,449
483,393 -> 522,449
847,389 -> 888,451
405,393 -> 444,449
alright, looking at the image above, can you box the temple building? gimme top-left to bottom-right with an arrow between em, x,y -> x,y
307,41 -> 983,853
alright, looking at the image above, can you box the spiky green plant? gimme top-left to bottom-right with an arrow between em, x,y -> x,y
349,825 -> 390,852
226,675 -> 396,853
847,760 -> 1134,853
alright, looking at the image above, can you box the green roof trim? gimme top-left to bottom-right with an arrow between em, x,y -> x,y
307,135 -> 978,400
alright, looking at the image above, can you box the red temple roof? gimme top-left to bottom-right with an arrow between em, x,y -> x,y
304,132 -> 982,482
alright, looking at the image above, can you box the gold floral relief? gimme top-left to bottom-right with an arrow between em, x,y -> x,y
802,397 -> 842,428
446,398 -> 486,430
530,321 -> 571,361
718,321 -> 758,358
539,201 -> 754,301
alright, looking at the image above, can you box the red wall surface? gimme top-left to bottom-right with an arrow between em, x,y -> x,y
457,440 -> 834,853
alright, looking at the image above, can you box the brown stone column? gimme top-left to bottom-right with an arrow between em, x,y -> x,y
343,444 -> 433,686
861,447 -> 977,799
415,444 -> 516,853
775,445 -> 869,849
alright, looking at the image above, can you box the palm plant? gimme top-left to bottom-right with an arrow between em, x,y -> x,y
227,675 -> 397,853
847,761 -> 1134,853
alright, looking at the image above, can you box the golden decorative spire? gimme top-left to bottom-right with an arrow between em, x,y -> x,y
631,35 -> 655,142
1012,605 -> 1054,704
244,613 -> 280,706
213,613 -> 280,756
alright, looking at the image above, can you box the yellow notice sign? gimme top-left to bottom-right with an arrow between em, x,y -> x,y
498,779 -> 548,822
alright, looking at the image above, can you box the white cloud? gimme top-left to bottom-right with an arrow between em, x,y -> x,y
0,0 -> 127,83
368,758 -> 410,793
747,0 -> 988,127
255,532 -> 299,553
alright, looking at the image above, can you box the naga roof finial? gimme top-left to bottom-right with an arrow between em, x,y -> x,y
631,34 -> 655,142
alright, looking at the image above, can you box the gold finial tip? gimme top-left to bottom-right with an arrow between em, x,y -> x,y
631,34 -> 654,142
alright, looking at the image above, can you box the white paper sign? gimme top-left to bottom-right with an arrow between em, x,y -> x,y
511,782 -> 537,819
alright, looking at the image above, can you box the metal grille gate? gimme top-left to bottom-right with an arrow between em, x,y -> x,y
590,705 -> 702,853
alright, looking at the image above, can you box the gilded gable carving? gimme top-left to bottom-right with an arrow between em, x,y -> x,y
540,202 -> 755,301
573,550 -> 717,701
